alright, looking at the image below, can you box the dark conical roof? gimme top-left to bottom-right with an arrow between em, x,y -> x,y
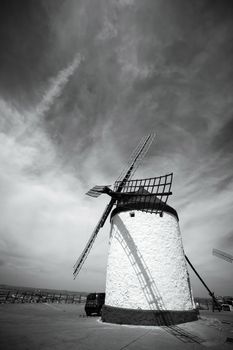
110,186 -> 179,220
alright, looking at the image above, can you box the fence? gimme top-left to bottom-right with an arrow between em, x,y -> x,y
0,288 -> 87,304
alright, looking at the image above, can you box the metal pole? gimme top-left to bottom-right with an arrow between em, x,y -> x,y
185,255 -> 221,310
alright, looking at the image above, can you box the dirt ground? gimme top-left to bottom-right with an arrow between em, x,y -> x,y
0,303 -> 233,349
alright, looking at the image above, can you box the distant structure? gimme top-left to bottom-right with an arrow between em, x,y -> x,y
73,135 -> 197,325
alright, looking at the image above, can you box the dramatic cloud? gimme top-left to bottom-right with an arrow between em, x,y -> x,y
0,0 -> 233,296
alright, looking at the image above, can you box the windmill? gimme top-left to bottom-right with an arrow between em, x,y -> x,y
73,135 -> 217,325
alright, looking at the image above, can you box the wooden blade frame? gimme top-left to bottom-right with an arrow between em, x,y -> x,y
113,173 -> 173,215
213,248 -> 233,263
116,134 -> 155,184
73,134 -> 155,279
86,185 -> 111,198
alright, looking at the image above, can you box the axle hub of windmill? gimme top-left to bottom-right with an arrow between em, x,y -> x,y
73,135 -> 198,326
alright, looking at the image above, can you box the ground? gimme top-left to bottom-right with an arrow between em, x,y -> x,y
0,303 -> 233,349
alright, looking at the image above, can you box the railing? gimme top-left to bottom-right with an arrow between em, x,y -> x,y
0,288 -> 87,304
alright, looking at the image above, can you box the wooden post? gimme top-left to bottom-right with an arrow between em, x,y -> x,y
12,290 -> 18,304
5,290 -> 10,303
21,292 -> 26,303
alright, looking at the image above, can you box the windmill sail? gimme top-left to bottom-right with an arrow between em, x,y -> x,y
86,185 -> 111,198
73,198 -> 116,277
116,133 -> 155,184
213,248 -> 233,263
73,133 -> 155,279
87,174 -> 173,215
113,173 -> 173,214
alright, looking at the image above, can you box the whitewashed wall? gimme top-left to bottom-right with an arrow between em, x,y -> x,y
105,210 -> 195,311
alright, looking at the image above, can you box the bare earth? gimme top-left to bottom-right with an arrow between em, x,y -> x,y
0,303 -> 233,349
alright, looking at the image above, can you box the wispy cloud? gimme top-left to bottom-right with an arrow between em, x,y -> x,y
0,53 -> 109,291
35,53 -> 84,119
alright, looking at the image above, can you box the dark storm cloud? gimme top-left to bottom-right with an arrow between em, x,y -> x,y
3,0 -> 228,168
212,117 -> 233,155
123,0 -> 233,140
0,1 -> 52,103
0,0 -> 84,105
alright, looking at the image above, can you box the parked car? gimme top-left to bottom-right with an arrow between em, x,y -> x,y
85,293 -> 105,316
221,304 -> 232,311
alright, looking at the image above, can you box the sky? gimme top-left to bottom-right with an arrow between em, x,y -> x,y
0,0 -> 233,297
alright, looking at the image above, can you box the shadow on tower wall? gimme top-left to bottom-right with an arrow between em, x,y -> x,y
112,216 -> 202,344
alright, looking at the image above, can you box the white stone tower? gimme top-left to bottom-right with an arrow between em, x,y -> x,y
102,194 -> 197,325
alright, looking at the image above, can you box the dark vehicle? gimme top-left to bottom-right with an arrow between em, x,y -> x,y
222,304 -> 231,311
85,293 -> 105,316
